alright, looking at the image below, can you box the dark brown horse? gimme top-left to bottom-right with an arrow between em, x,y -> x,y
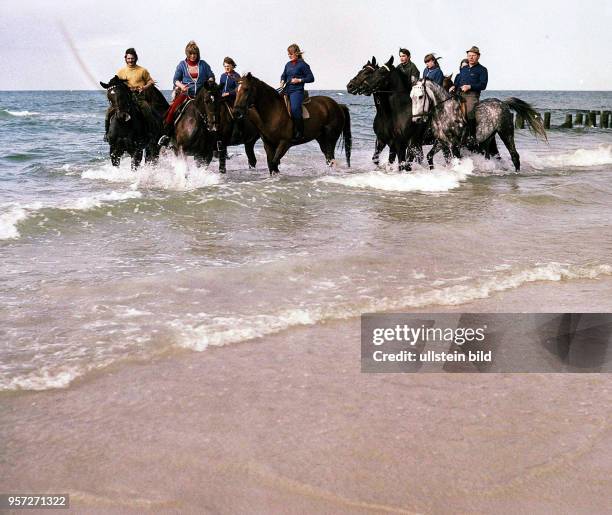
233,73 -> 351,174
199,84 -> 260,173
171,87 -> 216,167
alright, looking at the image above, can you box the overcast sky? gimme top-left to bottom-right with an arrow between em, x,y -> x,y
1,0 -> 611,91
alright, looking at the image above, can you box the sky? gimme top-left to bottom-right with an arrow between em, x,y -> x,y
0,0 -> 611,91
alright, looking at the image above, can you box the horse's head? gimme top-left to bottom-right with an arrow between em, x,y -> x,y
442,73 -> 454,92
197,82 -> 221,132
100,76 -> 132,122
233,72 -> 255,120
410,78 -> 432,121
346,57 -> 378,95
362,56 -> 394,95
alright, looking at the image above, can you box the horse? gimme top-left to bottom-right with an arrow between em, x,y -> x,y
198,83 -> 261,173
233,73 -> 351,175
169,85 -> 217,167
100,76 -> 167,169
346,57 -> 397,166
360,56 -> 425,171
411,78 -> 547,171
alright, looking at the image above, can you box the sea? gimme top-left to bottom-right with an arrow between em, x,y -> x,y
1,89 -> 611,391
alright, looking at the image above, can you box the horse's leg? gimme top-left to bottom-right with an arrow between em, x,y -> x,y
372,137 -> 385,166
441,144 -> 452,165
388,144 -> 397,164
451,144 -> 461,160
245,140 -> 257,169
218,143 -> 227,174
271,141 -> 290,174
263,141 -> 277,175
427,141 -> 439,169
110,147 -> 121,167
499,130 -> 521,171
397,143 -> 408,171
488,136 -> 501,160
132,149 -> 143,170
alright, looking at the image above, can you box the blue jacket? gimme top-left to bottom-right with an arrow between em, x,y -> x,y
453,62 -> 488,92
219,71 -> 240,98
423,66 -> 444,86
280,59 -> 314,94
173,59 -> 215,97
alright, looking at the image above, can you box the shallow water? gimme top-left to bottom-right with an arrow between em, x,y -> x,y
1,90 -> 611,390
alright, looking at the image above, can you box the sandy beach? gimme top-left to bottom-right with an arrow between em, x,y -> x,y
2,278 -> 611,514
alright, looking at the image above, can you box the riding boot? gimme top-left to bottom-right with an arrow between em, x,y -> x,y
292,118 -> 304,142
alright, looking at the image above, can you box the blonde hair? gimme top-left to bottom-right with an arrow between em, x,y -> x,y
185,41 -> 200,60
287,44 -> 304,59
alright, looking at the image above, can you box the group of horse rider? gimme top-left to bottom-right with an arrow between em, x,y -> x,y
395,46 -> 488,135
104,41 -> 315,146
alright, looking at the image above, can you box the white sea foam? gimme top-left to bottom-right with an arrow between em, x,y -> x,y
319,158 -> 475,192
529,145 -> 612,169
172,262 -> 612,351
2,365 -> 83,391
81,153 -> 222,190
3,109 -> 40,117
0,191 -> 142,240
0,207 -> 28,239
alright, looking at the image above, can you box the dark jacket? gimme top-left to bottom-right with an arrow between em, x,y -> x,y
397,61 -> 420,84
281,59 -> 314,94
220,71 -> 241,98
173,59 -> 215,97
453,62 -> 488,92
422,66 -> 444,86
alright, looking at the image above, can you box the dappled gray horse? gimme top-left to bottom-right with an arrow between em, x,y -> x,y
411,78 -> 547,171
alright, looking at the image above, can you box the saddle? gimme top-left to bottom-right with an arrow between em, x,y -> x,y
283,92 -> 311,119
174,99 -> 193,125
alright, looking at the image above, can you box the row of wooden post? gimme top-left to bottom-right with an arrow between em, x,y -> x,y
514,110 -> 611,129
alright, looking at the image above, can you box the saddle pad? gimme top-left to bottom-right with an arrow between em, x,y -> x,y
283,96 -> 310,119
174,99 -> 193,126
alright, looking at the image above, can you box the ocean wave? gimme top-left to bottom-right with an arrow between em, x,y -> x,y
81,153 -> 222,190
0,191 -> 142,240
529,145 -> 612,169
1,109 -> 40,117
173,261 -> 612,352
319,158 -> 475,192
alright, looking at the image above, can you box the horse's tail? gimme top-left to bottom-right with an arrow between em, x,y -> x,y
340,104 -> 352,167
504,97 -> 548,142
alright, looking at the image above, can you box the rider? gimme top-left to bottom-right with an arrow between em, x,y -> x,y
159,41 -> 215,146
450,46 -> 488,142
280,43 -> 314,142
422,53 -> 444,86
219,57 -> 240,106
397,48 -> 420,87
105,48 -> 157,142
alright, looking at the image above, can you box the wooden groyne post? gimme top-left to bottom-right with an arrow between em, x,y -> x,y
600,111 -> 610,128
561,114 -> 573,128
543,112 -> 551,129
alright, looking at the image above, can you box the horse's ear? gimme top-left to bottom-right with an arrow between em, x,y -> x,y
372,56 -> 377,66
245,72 -> 252,78
386,56 -> 394,66
100,81 -> 109,89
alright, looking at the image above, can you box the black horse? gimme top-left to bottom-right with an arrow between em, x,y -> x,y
361,56 -> 425,171
100,76 -> 167,169
198,83 -> 260,173
347,57 -> 397,166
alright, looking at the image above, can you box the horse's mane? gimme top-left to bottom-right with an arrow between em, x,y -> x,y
423,79 -> 451,103
246,74 -> 281,99
146,85 -> 169,109
390,65 -> 412,93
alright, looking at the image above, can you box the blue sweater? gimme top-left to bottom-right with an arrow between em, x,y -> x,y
280,59 -> 314,94
453,63 -> 488,92
423,66 -> 444,86
173,59 -> 215,97
220,71 -> 240,98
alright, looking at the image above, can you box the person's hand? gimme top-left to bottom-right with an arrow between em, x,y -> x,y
290,78 -> 301,84
449,86 -> 456,93
222,92 -> 229,97
461,85 -> 471,92
279,81 -> 286,88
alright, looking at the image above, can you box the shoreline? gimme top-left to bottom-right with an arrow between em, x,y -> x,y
2,277 -> 611,513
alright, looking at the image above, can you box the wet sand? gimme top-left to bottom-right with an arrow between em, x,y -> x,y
2,278 -> 612,514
